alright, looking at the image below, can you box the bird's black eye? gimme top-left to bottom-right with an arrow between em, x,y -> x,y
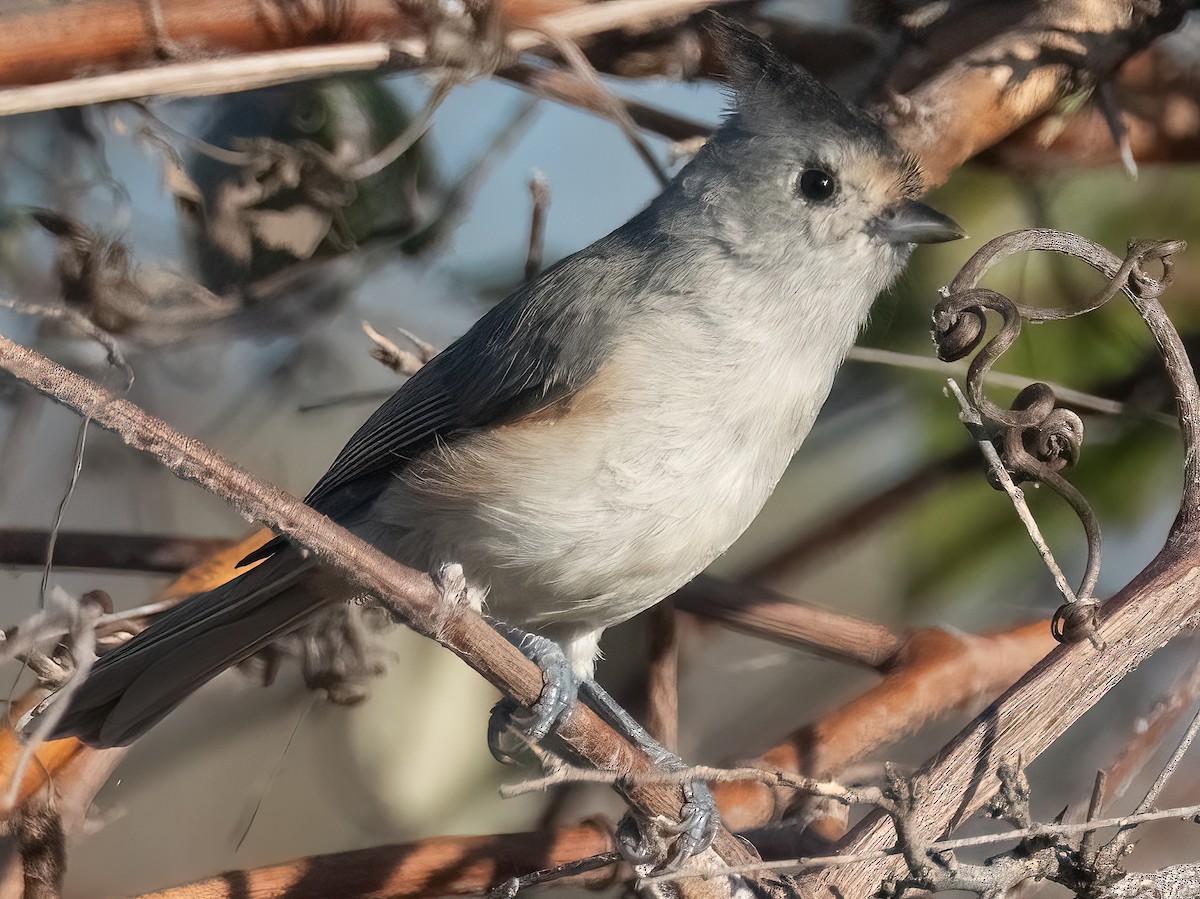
797,169 -> 837,203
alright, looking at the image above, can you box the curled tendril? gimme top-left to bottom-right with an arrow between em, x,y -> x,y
999,384 -> 1084,480
931,230 -> 1189,639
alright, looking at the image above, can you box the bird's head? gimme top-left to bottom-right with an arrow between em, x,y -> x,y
682,16 -> 963,291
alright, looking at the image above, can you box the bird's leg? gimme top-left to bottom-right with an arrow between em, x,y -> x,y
481,620 -> 716,869
486,626 -> 579,764
433,571 -> 715,869
429,566 -> 577,761
580,678 -> 718,871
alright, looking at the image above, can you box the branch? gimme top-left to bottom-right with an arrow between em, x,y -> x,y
0,43 -> 398,117
652,800 -> 1200,885
881,0 -> 1193,186
674,577 -> 903,670
132,823 -> 616,899
1106,648 -> 1200,799
990,43 -> 1200,171
643,602 -> 679,752
0,529 -> 230,573
0,0 -> 723,117
0,334 -> 762,882
795,229 -> 1200,894
710,620 -> 1054,833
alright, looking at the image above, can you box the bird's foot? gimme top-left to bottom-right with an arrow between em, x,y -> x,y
487,630 -> 578,764
478,627 -> 718,869
579,679 -> 719,870
615,759 -> 719,872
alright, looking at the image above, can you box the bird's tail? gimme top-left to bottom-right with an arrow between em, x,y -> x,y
26,546 -> 332,748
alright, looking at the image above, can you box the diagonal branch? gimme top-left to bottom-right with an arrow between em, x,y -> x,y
881,0 -> 1193,185
674,577 -> 903,670
793,227 -> 1200,894
0,333 -> 763,884
131,823 -> 617,899
710,620 -> 1054,833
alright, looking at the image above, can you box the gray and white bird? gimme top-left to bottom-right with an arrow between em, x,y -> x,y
34,14 -> 962,861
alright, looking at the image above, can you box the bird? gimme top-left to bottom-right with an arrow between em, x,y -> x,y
29,14 -> 962,864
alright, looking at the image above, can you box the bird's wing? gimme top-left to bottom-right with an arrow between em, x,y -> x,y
240,252 -> 621,566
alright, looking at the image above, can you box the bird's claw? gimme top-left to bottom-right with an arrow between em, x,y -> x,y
615,779 -> 719,872
487,632 -> 578,763
481,625 -> 719,870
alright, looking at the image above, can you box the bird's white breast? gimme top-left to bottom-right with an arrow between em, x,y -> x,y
373,259 -> 877,658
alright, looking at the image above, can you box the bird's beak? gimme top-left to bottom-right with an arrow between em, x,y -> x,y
872,199 -> 965,245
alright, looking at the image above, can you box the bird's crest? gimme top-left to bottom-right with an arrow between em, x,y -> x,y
706,13 -> 877,139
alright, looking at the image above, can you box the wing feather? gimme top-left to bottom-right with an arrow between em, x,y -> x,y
303,250 -> 620,520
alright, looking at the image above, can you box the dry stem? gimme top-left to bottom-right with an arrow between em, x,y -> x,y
946,378 -> 1079,605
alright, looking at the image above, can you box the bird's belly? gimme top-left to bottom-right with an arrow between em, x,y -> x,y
374,404 -> 798,634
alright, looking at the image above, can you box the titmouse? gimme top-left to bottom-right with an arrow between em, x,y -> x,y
32,16 -> 962,864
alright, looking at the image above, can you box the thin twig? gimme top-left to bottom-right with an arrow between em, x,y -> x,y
947,378 -> 1078,605
1079,769 -> 1107,865
0,298 -> 132,391
500,763 -> 864,803
1,589 -> 100,812
486,851 -> 622,899
39,421 -> 89,611
345,76 -> 455,181
0,298 -> 134,617
646,801 -> 1200,884
1132,703 -> 1200,816
361,321 -> 436,377
130,101 -> 252,166
522,22 -> 669,186
674,576 -> 903,670
848,347 -> 1177,427
525,170 -> 550,281
0,43 -> 402,117
1107,649 -> 1200,799
93,599 -> 181,633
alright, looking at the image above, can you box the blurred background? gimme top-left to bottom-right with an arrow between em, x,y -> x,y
1,2 -> 1200,895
